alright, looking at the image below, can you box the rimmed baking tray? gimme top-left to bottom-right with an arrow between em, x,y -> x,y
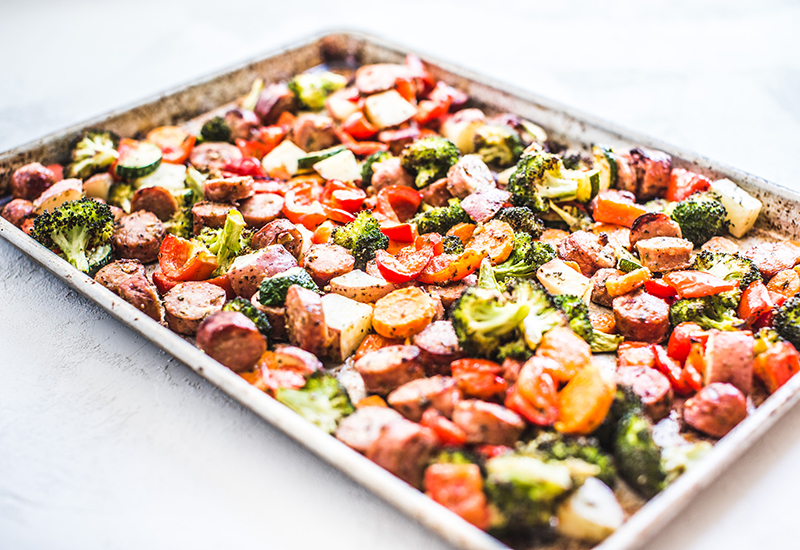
2,30 -> 799,550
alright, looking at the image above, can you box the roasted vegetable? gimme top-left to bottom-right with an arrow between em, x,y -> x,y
691,250 -> 761,288
65,129 -> 119,179
331,210 -> 389,270
400,136 -> 460,189
493,233 -> 557,284
549,202 -> 594,232
164,207 -> 193,239
413,198 -> 472,235
507,279 -> 565,349
275,371 -> 355,433
507,151 -> 580,213
669,291 -> 744,331
551,294 -> 593,344
521,432 -> 616,487
773,296 -> 800,351
361,151 -> 392,187
473,124 -> 524,169
670,192 -> 729,246
200,116 -> 232,143
222,297 -> 272,339
494,206 -> 544,239
288,71 -> 347,110
107,182 -> 135,213
451,287 -> 530,358
442,234 -> 466,255
590,331 -> 624,353
195,209 -> 250,275
614,412 -> 665,499
258,266 -> 320,307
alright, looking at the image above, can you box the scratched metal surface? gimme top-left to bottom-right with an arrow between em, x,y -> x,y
2,31 -> 800,550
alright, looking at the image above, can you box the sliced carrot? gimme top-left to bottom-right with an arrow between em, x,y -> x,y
467,220 -> 515,264
605,267 -> 652,297
424,463 -> 490,530
591,222 -> 631,249
534,326 -> 592,382
354,333 -> 404,362
356,395 -> 389,408
446,222 -> 477,245
416,249 -> 485,284
767,269 -> 800,298
589,309 -> 616,333
618,342 -> 656,368
554,363 -> 616,435
592,195 -> 648,228
372,287 -> 437,338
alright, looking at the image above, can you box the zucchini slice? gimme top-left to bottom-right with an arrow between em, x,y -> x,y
592,145 -> 617,192
297,146 -> 348,170
568,169 -> 601,203
115,142 -> 162,180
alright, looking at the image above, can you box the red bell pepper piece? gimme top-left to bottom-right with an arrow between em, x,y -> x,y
644,278 -> 678,299
667,322 -> 707,363
505,379 -> 559,427
341,111 -> 378,140
617,341 -> 656,368
738,280 -> 774,325
282,185 -> 327,230
152,269 -> 181,295
755,341 -> 800,394
158,234 -> 218,281
415,82 -> 452,125
421,409 -> 466,446
663,271 -> 737,298
374,243 -> 434,283
666,168 -> 712,202
394,76 -> 418,103
376,185 -> 422,222
653,344 -> 693,396
311,220 -> 336,244
206,273 -> 235,300
222,157 -> 266,178
592,192 -> 647,227
380,222 -> 415,242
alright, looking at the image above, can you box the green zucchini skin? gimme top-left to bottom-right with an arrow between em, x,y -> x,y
115,142 -> 163,179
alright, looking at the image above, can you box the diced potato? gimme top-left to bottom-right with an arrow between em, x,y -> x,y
33,179 -> 83,215
82,173 -> 114,202
321,293 -> 374,361
135,162 -> 186,191
556,477 -> 624,543
313,150 -> 361,182
325,87 -> 360,121
261,140 -> 307,179
440,109 -> 486,153
537,259 -> 592,298
710,178 -> 762,238
364,90 -> 417,129
329,269 -> 396,303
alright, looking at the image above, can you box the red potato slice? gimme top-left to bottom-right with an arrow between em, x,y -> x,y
227,244 -> 298,298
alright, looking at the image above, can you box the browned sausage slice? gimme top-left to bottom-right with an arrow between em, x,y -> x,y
228,245 -> 299,298
616,366 -> 673,420
366,418 -> 440,489
1,198 -> 34,228
196,311 -> 266,373
355,64 -> 408,95
419,178 -> 452,207
284,284 -> 331,356
629,148 -> 672,200
371,157 -> 414,190
291,113 -> 338,152
255,82 -> 297,125
335,406 -> 403,453
303,244 -> 355,286
251,218 -> 303,259
703,330 -> 755,395
461,188 -> 511,224
238,193 -> 284,228
744,242 -> 800,279
558,230 -> 616,277
591,268 -> 624,307
189,142 -> 242,173
451,400 -> 525,446
203,176 -> 254,204
131,186 -> 179,221
446,155 -> 495,199
163,281 -> 226,335
636,237 -> 694,272
113,211 -> 165,263
11,162 -> 55,201
271,344 -> 323,375
411,320 -> 463,375
629,212 -> 682,249
387,375 -> 462,421
683,382 -> 747,438
224,108 -> 260,141
95,259 -> 163,322
612,290 -> 670,343
191,201 -> 233,235
702,236 -> 739,255
614,155 -> 638,195
425,283 -> 469,310
354,345 -> 425,396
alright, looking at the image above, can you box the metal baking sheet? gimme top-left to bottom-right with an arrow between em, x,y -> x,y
2,30 -> 800,550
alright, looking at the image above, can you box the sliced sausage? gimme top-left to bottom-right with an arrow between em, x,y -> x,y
189,142 -> 242,173
629,212 -> 682,249
251,291 -> 288,342
387,375 -> 462,422
629,148 -> 672,200
284,284 -> 331,356
112,210 -> 165,263
612,289 -> 670,343
703,330 -> 755,395
335,406 -> 403,453
251,218 -> 303,259
130,186 -> 179,221
291,113 -> 338,152
451,400 -> 525,446
616,366 -> 673,420
163,281 -> 226,335
10,162 -> 55,201
1,198 -> 35,228
425,283 -> 469,309
636,237 -> 694,272
379,126 -> 421,156
354,345 -> 425,396
203,176 -> 254,204
683,382 -> 747,438
238,193 -> 284,228
558,230 -> 616,277
229,245 -> 299,298
191,201 -> 233,235
591,268 -> 624,307
196,311 -> 266,373
224,108 -> 260,141
412,320 -> 464,374
744,242 -> 800,279
446,155 -> 495,199
366,418 -> 440,489
419,177 -> 452,207
702,236 -> 739,255
371,157 -> 414,190
271,344 -> 323,375
255,82 -> 297,125
614,155 -> 639,195
303,243 -> 355,286
355,63 -> 408,95
94,259 -> 163,322
461,188 -> 512,224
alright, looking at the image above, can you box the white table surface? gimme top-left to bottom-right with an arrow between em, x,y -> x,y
2,1 -> 799,549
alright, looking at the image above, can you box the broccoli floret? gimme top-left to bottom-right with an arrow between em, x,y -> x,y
521,432 -> 617,488
773,296 -> 800,351
442,234 -> 465,255
107,182 -> 135,213
593,386 -> 643,451
493,233 -> 556,284
507,151 -> 580,212
331,210 -> 389,270
669,292 -> 744,331
275,371 -> 355,433
66,129 -> 119,179
361,151 -> 392,187
473,124 -> 524,169
484,454 -> 573,532
258,266 -> 320,307
496,336 -> 533,361
222,297 -> 272,340
287,71 -> 347,110
494,206 -> 544,238
661,441 -> 712,486
670,192 -> 728,246
184,166 -> 208,205
200,116 -> 232,143
754,327 -> 782,355
549,202 -> 593,232
508,279 -> 565,349
195,208 -> 250,275
412,198 -> 472,235
164,207 -> 193,239
590,331 -> 624,353
614,412 -> 666,499
692,250 -> 761,288
561,152 -> 593,171
433,448 -> 478,465
31,196 -> 115,274
551,294 -> 593,344
400,136 -> 460,189
451,287 -> 531,358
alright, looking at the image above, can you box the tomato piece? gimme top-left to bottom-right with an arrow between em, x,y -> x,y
666,168 -> 712,202
311,220 -> 336,244
667,322 -> 707,363
739,280 -> 774,325
754,341 -> 800,394
653,344 -> 693,396
380,222 -> 415,242
645,278 -> 678,299
421,409 -> 467,446
663,270 -> 737,298
158,234 -> 218,281
376,185 -> 422,222
450,359 -> 507,401
222,156 -> 266,178
617,341 -> 656,368
374,244 -> 434,283
283,186 -> 327,230
342,111 -> 378,140
152,268 -> 181,295
416,249 -> 485,284
146,126 -> 196,164
424,463 -> 490,530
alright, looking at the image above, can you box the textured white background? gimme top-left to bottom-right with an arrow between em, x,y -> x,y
1,1 -> 799,549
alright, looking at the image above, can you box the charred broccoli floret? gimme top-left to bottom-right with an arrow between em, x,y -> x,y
692,250 -> 761,288
400,136 -> 460,189
412,198 -> 472,235
590,330 -> 624,353
331,210 -> 389,270
549,202 -> 594,232
200,116 -> 232,143
496,336 -> 532,361
222,297 -> 272,340
614,412 -> 666,499
451,287 -> 531,358
754,327 -> 782,355
361,151 -> 392,187
275,371 -> 355,433
31,196 -> 115,274
473,124 -> 524,169
107,182 -> 135,213
66,129 -> 119,179
287,71 -> 347,110
507,279 -> 565,349
258,266 -> 319,307
671,192 -> 728,246
494,206 -> 544,238
521,432 -> 617,488
561,152 -> 593,171
493,233 -> 556,283
507,151 -> 580,212
164,207 -> 193,239
433,448 -> 478,465
442,234 -> 465,255
773,296 -> 800,350
669,291 -> 744,331
195,209 -> 250,275
552,294 -> 593,344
